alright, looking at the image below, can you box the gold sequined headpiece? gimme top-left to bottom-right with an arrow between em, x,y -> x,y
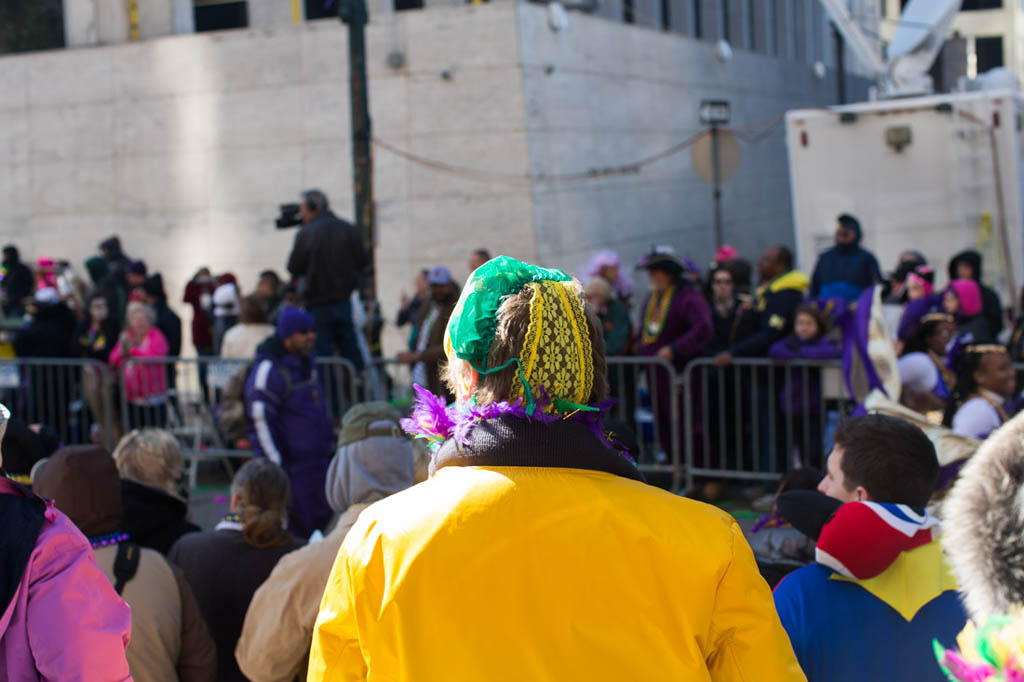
966,344 -> 1007,355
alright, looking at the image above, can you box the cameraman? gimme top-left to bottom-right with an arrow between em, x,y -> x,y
286,189 -> 367,369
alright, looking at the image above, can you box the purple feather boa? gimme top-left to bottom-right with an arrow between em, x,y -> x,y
400,384 -> 636,465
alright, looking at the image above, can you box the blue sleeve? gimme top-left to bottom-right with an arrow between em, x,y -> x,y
773,572 -> 809,676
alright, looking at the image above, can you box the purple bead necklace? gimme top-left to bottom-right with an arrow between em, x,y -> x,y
89,532 -> 130,549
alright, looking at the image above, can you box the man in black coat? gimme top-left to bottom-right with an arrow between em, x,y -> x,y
141,274 -> 182,357
1,246 -> 34,318
286,189 -> 368,369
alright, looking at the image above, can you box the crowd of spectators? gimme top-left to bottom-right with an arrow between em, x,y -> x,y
5,228 -> 1024,682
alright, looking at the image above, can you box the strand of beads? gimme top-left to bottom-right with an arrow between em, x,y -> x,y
89,532 -> 129,550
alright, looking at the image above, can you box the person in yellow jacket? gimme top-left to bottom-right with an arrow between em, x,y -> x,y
308,256 -> 805,682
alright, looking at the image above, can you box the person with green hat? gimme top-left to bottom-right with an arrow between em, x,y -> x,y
308,256 -> 803,681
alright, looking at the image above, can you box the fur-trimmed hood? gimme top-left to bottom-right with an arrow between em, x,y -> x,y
942,410 -> 1024,620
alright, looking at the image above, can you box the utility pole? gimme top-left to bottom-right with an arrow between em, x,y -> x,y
710,123 -> 722,250
698,100 -> 731,250
339,0 -> 376,302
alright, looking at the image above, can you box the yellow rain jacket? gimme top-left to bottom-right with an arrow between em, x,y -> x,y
308,462 -> 804,681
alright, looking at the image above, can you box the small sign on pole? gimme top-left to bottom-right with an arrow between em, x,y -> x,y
699,100 -> 731,126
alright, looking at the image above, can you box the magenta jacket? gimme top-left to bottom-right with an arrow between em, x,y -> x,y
108,327 -> 170,402
0,478 -> 132,681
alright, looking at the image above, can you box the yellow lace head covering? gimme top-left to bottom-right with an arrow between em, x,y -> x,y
444,256 -> 594,413
509,280 -> 594,409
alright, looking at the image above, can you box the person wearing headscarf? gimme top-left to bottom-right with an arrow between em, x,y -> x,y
943,279 -> 993,344
308,256 -> 802,681
0,403 -> 133,680
236,403 -> 415,682
34,445 -> 217,682
948,249 -> 1004,340
170,458 -> 303,682
809,214 -> 882,302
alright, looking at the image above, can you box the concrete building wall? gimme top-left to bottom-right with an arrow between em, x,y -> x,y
1,3 -> 534,354
2,2 -> 866,354
515,4 -> 866,280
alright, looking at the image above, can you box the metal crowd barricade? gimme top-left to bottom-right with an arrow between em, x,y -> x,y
682,357 -> 857,492
605,356 -> 683,491
111,355 -> 364,489
0,357 -> 117,453
315,357 -> 363,422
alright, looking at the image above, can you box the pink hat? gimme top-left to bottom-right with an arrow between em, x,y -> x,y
947,279 -> 983,318
715,245 -> 739,263
907,272 -> 934,297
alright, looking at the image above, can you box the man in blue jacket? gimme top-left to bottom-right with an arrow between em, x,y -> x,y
809,213 -> 882,302
773,415 -> 966,682
244,307 -> 335,538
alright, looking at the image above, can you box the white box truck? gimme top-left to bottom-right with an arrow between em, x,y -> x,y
786,89 -> 1024,310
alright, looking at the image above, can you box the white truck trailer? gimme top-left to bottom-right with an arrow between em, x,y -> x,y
785,88 -> 1024,309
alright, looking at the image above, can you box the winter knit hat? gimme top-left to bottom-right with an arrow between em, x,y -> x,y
325,402 -> 414,513
127,260 -> 147,276
277,306 -> 315,340
33,445 -> 122,537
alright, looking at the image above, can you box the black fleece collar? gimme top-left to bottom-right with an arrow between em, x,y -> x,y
431,417 -> 646,483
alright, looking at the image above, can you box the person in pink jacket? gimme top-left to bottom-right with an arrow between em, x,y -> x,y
0,402 -> 133,681
110,301 -> 170,429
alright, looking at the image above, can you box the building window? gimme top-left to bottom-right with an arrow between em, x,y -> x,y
773,0 -> 787,58
194,0 -> 248,31
305,0 -> 338,18
975,35 -> 1004,73
793,0 -> 806,61
747,0 -> 760,51
0,0 -> 64,54
961,0 -> 1002,9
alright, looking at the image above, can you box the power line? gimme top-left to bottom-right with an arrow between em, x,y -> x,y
372,112 -> 787,187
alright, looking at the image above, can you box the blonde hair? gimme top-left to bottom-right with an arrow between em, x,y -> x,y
113,429 -> 184,496
444,286 -> 608,405
231,458 -> 292,549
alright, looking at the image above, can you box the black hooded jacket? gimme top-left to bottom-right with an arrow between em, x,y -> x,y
809,219 -> 882,301
948,250 -> 1003,339
14,302 -> 76,358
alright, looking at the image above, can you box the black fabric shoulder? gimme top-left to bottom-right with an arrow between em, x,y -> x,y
0,483 -> 47,618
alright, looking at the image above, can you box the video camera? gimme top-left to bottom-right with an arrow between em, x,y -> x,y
275,203 -> 303,229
